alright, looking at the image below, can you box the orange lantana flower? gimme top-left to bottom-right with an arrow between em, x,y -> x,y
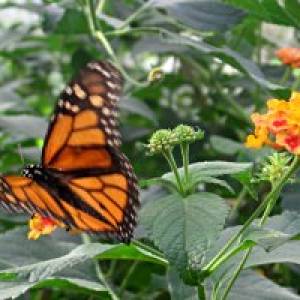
276,48 -> 300,68
28,214 -> 62,240
246,92 -> 300,155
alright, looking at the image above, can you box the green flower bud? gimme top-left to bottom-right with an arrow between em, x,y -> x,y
254,153 -> 292,185
147,129 -> 176,154
173,124 -> 204,144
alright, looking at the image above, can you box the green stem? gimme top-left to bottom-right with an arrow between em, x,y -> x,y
96,0 -> 106,13
220,248 -> 252,300
119,261 -> 139,297
180,143 -> 190,186
202,155 -> 300,275
279,67 -> 291,85
292,72 -> 300,91
81,233 -> 119,300
227,187 -> 247,222
198,284 -> 206,300
83,0 -> 148,87
163,148 -> 185,196
120,1 -> 153,29
219,156 -> 300,300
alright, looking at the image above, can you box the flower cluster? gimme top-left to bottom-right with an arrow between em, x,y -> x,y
147,125 -> 204,155
28,214 -> 61,240
254,153 -> 292,185
276,48 -> 300,68
246,92 -> 300,154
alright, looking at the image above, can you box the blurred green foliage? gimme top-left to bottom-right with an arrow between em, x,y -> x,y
1,0 -> 300,299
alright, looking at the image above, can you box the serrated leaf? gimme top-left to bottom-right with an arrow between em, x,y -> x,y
207,270 -> 300,300
140,192 -> 228,271
163,161 -> 252,183
198,177 -> 235,194
204,211 -> 300,284
243,226 -> 291,252
139,177 -> 177,192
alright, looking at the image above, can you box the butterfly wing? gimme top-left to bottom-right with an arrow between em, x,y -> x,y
0,175 -> 119,236
0,61 -> 139,242
42,61 -> 123,171
0,176 -> 68,220
39,60 -> 139,241
55,151 -> 139,241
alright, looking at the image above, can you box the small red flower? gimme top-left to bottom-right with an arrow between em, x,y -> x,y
276,48 -> 300,68
28,214 -> 62,240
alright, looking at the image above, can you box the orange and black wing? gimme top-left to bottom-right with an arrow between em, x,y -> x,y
57,151 -> 139,241
0,175 -> 132,241
0,61 -> 139,242
0,176 -> 69,221
42,60 -> 123,171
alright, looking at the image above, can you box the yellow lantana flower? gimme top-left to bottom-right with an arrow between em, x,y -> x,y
28,214 -> 61,240
246,92 -> 300,155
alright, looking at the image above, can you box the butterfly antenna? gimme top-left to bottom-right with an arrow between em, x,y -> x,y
17,144 -> 25,164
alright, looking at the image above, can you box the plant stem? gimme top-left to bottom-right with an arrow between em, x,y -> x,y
83,0 -> 147,87
120,0 -> 153,29
220,248 -> 252,300
292,72 -> 300,91
279,67 -> 291,85
81,233 -> 119,300
180,143 -> 190,186
219,156 -> 300,300
163,148 -> 185,196
96,0 -> 106,13
119,261 -> 139,297
198,284 -> 206,300
202,155 -> 300,275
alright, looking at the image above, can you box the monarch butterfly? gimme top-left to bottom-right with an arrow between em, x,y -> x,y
0,61 -> 139,243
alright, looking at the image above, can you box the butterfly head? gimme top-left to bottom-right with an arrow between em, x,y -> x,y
23,164 -> 44,179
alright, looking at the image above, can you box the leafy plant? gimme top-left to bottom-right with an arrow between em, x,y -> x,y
1,0 -> 300,299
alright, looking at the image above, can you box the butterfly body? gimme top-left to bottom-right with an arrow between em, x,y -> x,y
0,61 -> 139,243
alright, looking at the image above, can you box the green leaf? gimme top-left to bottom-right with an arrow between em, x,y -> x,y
168,268 -> 198,300
210,135 -> 245,156
140,192 -> 229,271
233,168 -> 258,200
156,33 -> 289,96
163,161 -> 252,182
0,277 -> 109,300
242,226 -> 292,252
225,0 -> 300,28
2,243 -> 116,281
139,177 -> 178,192
120,97 -> 158,125
54,9 -> 89,34
207,270 -> 300,300
0,115 -> 47,139
98,244 -> 168,266
153,0 -> 246,32
205,211 -> 300,284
